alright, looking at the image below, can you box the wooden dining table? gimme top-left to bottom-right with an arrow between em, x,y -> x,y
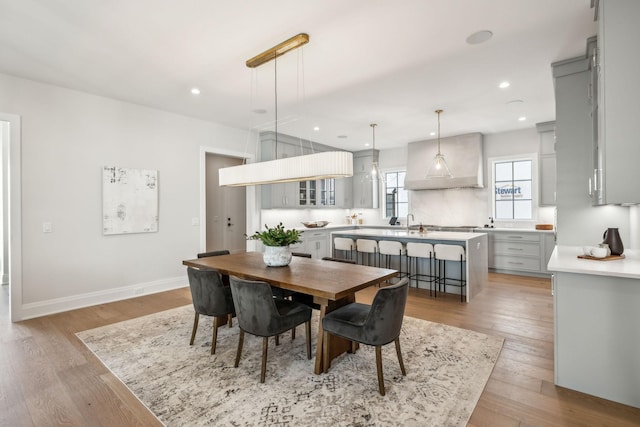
182,251 -> 397,374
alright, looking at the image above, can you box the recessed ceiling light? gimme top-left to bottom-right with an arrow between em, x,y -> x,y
518,116 -> 527,122
364,143 -> 370,147
499,81 -> 510,89
430,132 -> 436,136
190,87 -> 201,95
252,108 -> 267,114
466,30 -> 493,45
313,126 -> 320,131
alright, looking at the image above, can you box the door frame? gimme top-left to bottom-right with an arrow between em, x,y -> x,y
199,145 -> 259,253
1,113 -> 23,322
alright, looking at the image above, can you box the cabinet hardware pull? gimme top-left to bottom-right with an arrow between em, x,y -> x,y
508,247 -> 523,251
507,236 -> 523,239
507,261 -> 524,265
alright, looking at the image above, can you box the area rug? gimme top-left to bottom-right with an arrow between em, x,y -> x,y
77,305 -> 503,426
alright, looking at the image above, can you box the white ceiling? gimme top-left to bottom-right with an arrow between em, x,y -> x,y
0,0 -> 597,151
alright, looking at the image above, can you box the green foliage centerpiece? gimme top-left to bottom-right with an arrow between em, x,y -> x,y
247,223 -> 302,267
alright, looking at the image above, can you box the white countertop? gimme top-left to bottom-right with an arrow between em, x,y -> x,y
331,228 -> 484,242
547,245 -> 640,279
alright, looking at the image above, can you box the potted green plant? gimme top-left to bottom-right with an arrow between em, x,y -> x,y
247,223 -> 302,266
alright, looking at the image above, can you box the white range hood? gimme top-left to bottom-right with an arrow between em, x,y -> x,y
405,132 -> 484,190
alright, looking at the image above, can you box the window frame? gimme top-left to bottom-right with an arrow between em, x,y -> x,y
382,168 -> 408,219
488,154 -> 538,225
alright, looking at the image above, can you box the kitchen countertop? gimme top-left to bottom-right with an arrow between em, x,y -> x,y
547,245 -> 640,279
331,228 -> 484,242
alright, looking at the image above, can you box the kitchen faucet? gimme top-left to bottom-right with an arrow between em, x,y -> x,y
406,213 -> 415,231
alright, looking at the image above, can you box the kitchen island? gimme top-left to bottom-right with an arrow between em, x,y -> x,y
331,228 -> 488,302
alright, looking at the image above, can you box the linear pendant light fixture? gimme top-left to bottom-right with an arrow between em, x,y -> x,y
425,109 -> 453,179
220,33 -> 353,187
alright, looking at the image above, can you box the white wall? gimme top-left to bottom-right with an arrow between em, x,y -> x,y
0,73 -> 250,320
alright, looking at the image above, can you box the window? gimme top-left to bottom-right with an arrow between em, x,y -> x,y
384,171 -> 408,218
493,159 -> 533,220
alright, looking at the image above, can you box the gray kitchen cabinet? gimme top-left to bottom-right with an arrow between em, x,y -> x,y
302,229 -> 330,259
352,150 -> 379,209
261,140 -> 300,208
553,270 -> 640,408
483,229 -> 554,276
537,121 -> 556,206
594,0 -> 640,204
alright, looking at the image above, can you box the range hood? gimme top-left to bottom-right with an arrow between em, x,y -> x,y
405,132 -> 484,190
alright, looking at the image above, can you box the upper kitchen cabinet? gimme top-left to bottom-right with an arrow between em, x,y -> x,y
594,0 -> 640,204
537,121 -> 556,206
352,150 -> 379,209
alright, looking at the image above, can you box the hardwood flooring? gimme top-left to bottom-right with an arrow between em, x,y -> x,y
1,274 -> 639,426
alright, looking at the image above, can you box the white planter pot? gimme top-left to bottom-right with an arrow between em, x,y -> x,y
263,245 -> 292,267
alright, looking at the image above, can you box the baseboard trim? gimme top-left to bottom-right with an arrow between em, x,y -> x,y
17,276 -> 187,321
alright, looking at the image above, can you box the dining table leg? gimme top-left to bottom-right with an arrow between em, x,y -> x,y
313,294 -> 357,375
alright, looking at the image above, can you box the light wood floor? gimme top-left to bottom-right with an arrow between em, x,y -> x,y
1,274 -> 639,426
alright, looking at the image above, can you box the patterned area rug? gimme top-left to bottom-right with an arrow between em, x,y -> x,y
77,305 -> 503,426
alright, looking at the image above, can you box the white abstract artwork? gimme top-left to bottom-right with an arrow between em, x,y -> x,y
102,166 -> 158,235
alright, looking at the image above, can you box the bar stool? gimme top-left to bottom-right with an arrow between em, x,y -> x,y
433,244 -> 467,302
333,237 -> 355,260
378,240 -> 406,278
356,239 -> 378,267
406,242 -> 436,295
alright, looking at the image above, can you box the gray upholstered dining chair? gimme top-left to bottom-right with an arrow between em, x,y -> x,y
197,249 -> 231,258
197,249 -> 231,286
187,267 -> 236,355
229,276 -> 312,383
321,277 -> 410,395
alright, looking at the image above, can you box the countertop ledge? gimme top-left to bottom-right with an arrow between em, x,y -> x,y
548,246 -> 640,279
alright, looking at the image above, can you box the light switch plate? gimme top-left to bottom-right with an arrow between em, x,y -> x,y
43,222 -> 52,233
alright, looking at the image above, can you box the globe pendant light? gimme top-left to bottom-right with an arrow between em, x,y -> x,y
426,109 -> 453,179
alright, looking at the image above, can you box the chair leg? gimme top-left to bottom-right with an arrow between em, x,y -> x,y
234,329 -> 244,368
395,338 -> 407,376
211,317 -> 219,355
261,337 -> 269,383
275,335 -> 280,346
291,326 -> 296,340
323,331 -> 330,373
305,321 -> 311,360
189,312 -> 199,345
375,346 -> 385,396
228,313 -> 233,328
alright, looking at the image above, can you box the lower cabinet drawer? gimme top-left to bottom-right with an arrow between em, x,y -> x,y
493,256 -> 541,272
493,241 -> 540,257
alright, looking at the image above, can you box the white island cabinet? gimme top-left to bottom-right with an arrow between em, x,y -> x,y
548,246 -> 640,409
331,228 -> 488,302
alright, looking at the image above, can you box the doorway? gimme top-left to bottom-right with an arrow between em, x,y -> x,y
0,112 -> 22,322
204,153 -> 247,253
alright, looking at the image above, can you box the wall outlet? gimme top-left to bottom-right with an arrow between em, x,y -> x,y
134,288 -> 144,295
191,217 -> 200,226
42,222 -> 52,233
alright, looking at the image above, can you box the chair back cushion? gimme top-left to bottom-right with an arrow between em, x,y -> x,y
230,276 -> 311,337
365,277 -> 410,345
187,267 -> 234,317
